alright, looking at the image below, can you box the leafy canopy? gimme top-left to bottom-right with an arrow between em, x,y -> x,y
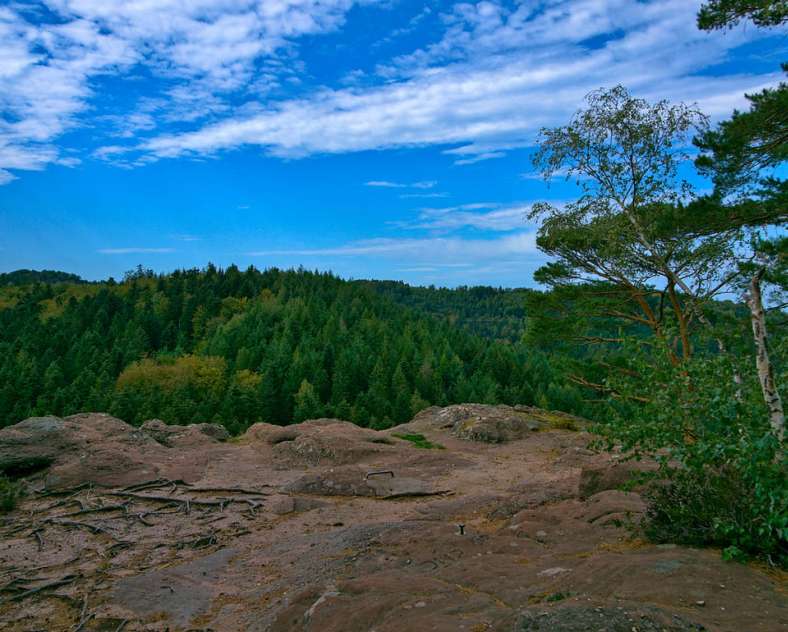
697,0 -> 788,30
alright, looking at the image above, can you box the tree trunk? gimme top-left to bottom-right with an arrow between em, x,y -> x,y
746,270 -> 784,442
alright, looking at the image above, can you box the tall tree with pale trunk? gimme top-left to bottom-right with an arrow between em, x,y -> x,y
529,86 -> 739,375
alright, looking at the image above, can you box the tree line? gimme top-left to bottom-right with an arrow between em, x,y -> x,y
0,266 -> 591,434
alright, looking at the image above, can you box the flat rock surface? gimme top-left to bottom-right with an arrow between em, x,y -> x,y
0,405 -> 785,631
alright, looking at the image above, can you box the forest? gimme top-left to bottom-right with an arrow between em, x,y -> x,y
0,267 -> 593,435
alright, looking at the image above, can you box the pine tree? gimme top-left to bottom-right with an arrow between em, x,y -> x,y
293,379 -> 321,423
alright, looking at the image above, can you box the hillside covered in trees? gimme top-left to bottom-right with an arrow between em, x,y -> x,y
0,266 -> 595,434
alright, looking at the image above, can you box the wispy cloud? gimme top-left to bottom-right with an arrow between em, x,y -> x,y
171,234 -> 202,242
127,1 -> 775,165
0,0 -> 780,184
98,247 -> 176,255
394,202 -> 545,232
247,232 -> 538,260
453,152 -> 506,166
399,192 -> 450,199
0,1 -> 380,181
365,180 -> 437,189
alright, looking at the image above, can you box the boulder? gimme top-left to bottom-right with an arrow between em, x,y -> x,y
248,419 -> 396,467
140,419 -> 229,447
407,404 -> 545,443
0,413 -> 154,480
571,489 -> 646,525
0,413 -> 220,488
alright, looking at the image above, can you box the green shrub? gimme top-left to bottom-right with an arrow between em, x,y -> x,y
598,341 -> 787,566
0,476 -> 22,513
644,458 -> 787,564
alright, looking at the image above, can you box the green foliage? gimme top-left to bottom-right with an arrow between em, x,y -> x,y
0,476 -> 22,513
643,457 -> 787,564
545,592 -> 571,603
392,433 -> 445,450
0,266 -> 593,432
293,379 -> 322,423
0,269 -> 86,287
529,86 -> 741,372
695,76 -> 788,203
362,281 -> 529,342
528,82 -> 786,565
597,339 -> 787,565
697,0 -> 788,30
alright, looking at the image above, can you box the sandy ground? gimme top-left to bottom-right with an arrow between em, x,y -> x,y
0,405 -> 785,631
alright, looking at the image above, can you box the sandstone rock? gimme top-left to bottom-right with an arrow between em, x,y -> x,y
140,418 -> 229,447
578,460 -> 656,498
286,467 -> 446,498
269,495 -> 296,515
0,413 -> 155,481
572,489 -> 646,524
0,405 -> 782,632
263,419 -> 395,466
0,413 -> 220,488
406,404 -> 545,443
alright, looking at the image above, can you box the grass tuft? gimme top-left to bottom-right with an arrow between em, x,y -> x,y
392,432 -> 445,450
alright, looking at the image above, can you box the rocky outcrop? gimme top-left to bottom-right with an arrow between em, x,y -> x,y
0,413 -> 230,488
0,405 -> 783,632
140,418 -> 229,447
247,418 -> 396,467
404,404 -> 546,442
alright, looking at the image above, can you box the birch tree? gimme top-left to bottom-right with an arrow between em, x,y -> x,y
529,86 -> 739,370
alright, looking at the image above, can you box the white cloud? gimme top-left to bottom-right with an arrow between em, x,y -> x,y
365,180 -> 402,188
98,247 -> 176,254
0,169 -> 17,185
0,0 -> 781,184
247,232 -> 538,261
0,1 -> 379,180
453,151 -> 506,165
395,202 -> 542,232
133,0 -> 778,164
398,192 -> 450,199
365,179 -> 436,189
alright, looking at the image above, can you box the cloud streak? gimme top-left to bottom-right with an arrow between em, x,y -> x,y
365,179 -> 436,189
396,202 -> 540,232
247,232 -> 538,261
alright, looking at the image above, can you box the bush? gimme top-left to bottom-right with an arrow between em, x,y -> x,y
598,340 -> 787,565
644,458 -> 787,565
0,476 -> 22,513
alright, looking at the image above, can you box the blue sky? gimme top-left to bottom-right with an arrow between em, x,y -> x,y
0,1 -> 784,286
